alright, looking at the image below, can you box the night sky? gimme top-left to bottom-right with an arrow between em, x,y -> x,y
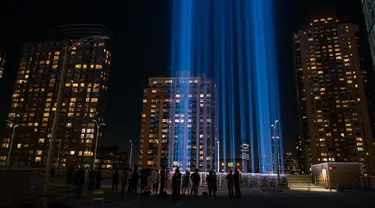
0,0 -> 369,162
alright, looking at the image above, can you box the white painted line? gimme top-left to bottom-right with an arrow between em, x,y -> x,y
173,202 -> 182,208
259,190 -> 269,196
116,200 -> 139,208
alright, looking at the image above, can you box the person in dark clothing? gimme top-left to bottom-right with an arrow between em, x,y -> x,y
159,166 -> 166,196
226,170 -> 234,197
207,171 -> 217,197
190,169 -> 200,196
75,168 -> 85,197
121,168 -> 129,195
131,168 -> 139,194
127,169 -> 133,193
112,170 -> 120,192
96,170 -> 102,189
172,168 -> 182,197
88,168 -> 96,191
234,169 -> 241,197
181,170 -> 190,195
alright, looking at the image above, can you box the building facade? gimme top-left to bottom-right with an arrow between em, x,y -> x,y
139,75 -> 216,172
362,0 -> 375,70
294,16 -> 375,174
0,51 -> 6,80
97,146 -> 128,170
0,25 -> 111,168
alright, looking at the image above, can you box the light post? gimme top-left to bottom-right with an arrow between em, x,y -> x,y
93,119 -> 106,169
5,120 -> 24,167
55,139 -> 62,168
129,140 -> 133,169
271,120 -> 280,186
44,35 -> 110,192
216,139 -> 220,173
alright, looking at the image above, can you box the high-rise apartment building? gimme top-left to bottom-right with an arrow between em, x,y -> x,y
0,25 -> 112,168
362,0 -> 375,70
139,75 -> 216,172
294,16 -> 375,174
0,51 -> 6,80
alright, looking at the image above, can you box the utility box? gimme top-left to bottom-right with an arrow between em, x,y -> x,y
311,162 -> 363,189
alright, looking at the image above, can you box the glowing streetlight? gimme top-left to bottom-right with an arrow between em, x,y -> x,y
93,119 -> 106,169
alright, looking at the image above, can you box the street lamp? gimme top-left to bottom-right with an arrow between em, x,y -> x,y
129,140 -> 133,169
271,120 -> 280,186
216,139 -> 220,173
44,35 -> 110,192
5,120 -> 24,168
55,139 -> 63,168
93,119 -> 106,169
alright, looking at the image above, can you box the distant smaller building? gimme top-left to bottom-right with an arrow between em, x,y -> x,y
284,152 -> 301,174
97,146 -> 128,170
295,135 -> 304,174
219,159 -> 242,172
311,162 -> 363,189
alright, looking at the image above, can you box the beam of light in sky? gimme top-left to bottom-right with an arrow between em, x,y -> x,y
170,0 -> 283,173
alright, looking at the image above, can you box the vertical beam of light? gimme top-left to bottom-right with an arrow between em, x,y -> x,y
234,0 -> 247,172
170,0 -> 283,173
251,0 -> 273,173
169,0 -> 193,170
263,0 -> 283,173
243,0 -> 256,173
227,1 -> 236,169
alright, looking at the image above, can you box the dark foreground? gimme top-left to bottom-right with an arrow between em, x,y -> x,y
17,188 -> 375,208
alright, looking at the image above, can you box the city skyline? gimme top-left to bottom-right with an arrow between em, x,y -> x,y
0,0 -> 371,166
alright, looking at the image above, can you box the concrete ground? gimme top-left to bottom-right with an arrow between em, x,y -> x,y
51,187 -> 375,208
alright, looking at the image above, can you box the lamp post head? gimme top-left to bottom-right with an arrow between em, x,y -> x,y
102,123 -> 106,126
271,124 -> 274,127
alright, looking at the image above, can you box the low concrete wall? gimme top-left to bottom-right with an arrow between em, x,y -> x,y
0,169 -> 32,207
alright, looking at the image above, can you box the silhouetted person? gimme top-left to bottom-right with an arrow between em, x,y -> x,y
88,168 -> 96,191
234,169 -> 241,197
112,170 -> 120,192
226,170 -> 234,197
121,168 -> 129,195
182,169 -> 190,195
190,169 -> 200,196
131,168 -> 139,194
151,169 -> 159,195
96,170 -> 102,189
127,169 -> 133,193
159,166 -> 166,196
75,168 -> 85,197
207,171 -> 217,197
172,168 -> 182,197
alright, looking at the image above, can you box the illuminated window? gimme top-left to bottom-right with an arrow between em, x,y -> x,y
17,143 -> 22,148
69,151 -> 75,155
36,150 -> 43,155
91,98 -> 98,102
35,157 -> 42,162
75,64 -> 82,68
38,138 -> 45,143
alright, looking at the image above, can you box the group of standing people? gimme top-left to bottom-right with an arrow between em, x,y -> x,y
71,168 -> 102,197
81,166 -> 242,198
226,169 -> 242,197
